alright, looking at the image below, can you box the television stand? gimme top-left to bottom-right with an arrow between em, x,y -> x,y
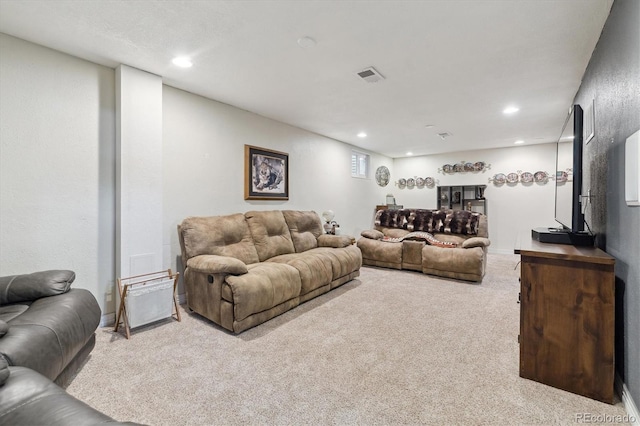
531,227 -> 595,246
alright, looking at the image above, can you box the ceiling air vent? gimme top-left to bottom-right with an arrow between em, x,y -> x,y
356,67 -> 385,83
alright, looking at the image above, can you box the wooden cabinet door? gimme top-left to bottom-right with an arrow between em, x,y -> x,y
519,255 -> 614,403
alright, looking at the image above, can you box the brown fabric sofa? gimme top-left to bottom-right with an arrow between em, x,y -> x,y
357,208 -> 490,282
178,210 -> 362,333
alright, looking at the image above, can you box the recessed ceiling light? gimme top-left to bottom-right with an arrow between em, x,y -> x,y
503,106 -> 519,115
172,57 -> 193,68
514,140 -> 525,145
406,152 -> 413,156
297,36 -> 316,48
357,132 -> 367,138
425,124 -> 435,128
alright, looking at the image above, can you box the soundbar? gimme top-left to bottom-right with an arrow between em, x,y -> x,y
531,227 -> 595,246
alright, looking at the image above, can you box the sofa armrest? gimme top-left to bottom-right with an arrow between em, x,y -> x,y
0,270 -> 75,305
461,237 -> 491,249
317,234 -> 354,248
360,229 -> 384,240
186,255 -> 248,275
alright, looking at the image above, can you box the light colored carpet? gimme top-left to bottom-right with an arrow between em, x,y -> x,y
66,254 -> 629,425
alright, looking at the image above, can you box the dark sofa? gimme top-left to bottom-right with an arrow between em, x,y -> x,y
0,270 -> 139,425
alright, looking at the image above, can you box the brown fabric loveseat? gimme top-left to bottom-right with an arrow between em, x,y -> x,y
357,208 -> 490,282
178,210 -> 362,333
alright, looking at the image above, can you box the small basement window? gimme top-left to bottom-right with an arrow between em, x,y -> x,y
351,151 -> 369,178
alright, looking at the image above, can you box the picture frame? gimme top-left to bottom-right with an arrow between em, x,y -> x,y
244,145 -> 289,200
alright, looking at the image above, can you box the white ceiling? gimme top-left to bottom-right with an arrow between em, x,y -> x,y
0,0 -> 613,158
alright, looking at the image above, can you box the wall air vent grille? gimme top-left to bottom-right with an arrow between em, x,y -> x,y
356,67 -> 385,83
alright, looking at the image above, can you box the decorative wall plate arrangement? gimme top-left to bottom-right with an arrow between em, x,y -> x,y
439,161 -> 491,174
534,171 -> 549,183
396,176 -> 437,189
492,173 -> 507,184
489,170 -> 560,185
506,172 -> 519,184
375,166 -> 390,187
520,172 -> 534,183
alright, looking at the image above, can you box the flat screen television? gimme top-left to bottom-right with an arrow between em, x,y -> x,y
532,104 -> 594,246
555,104 -> 584,232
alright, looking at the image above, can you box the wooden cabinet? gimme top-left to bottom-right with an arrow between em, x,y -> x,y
516,239 -> 615,403
437,185 -> 486,214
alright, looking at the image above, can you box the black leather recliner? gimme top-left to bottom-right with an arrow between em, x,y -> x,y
0,270 -> 141,425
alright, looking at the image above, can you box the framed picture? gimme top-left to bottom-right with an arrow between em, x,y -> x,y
244,145 -> 289,200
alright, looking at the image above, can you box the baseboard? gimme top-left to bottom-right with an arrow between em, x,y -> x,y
177,292 -> 186,305
616,373 -> 640,425
489,248 -> 517,255
100,312 -> 115,328
99,293 -> 186,328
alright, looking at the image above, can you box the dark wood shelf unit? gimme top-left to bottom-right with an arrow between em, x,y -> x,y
515,238 -> 615,403
437,185 -> 486,214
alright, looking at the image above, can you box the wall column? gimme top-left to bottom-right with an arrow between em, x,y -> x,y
116,65 -> 163,278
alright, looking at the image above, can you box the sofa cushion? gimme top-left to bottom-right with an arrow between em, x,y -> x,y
0,366 -> 122,425
225,263 -> 301,321
357,237 -> 403,266
0,319 -> 8,337
179,214 -> 260,265
0,304 -> 29,323
267,252 -> 333,295
317,234 -> 353,248
245,210 -> 295,261
187,255 -> 248,275
0,270 -> 75,305
0,357 -> 8,386
0,289 -> 100,381
422,245 -> 485,282
312,246 -> 363,280
282,210 -> 323,252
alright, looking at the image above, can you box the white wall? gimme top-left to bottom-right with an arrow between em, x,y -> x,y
0,34 -> 116,313
162,86 -> 392,291
393,144 -> 559,253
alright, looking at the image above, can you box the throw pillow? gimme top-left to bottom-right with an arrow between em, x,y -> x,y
361,229 -> 384,240
462,237 -> 491,248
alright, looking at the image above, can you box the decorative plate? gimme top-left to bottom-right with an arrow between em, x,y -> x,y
398,178 -> 407,187
443,164 -> 453,173
534,171 -> 548,182
474,161 -> 485,171
407,178 -> 415,188
520,172 -> 534,183
464,162 -> 474,172
556,171 -> 568,183
453,163 -> 464,173
493,173 -> 506,184
415,177 -> 425,187
506,172 -> 519,183
425,177 -> 435,187
375,166 -> 390,187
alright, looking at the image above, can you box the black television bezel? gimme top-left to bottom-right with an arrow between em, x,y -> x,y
554,104 -> 585,232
